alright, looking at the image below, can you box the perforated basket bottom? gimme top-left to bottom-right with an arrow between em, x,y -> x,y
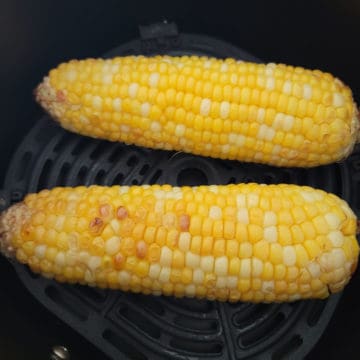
3,33 -> 360,360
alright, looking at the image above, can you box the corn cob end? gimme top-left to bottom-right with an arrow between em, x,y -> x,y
35,77 -> 67,125
0,203 -> 30,258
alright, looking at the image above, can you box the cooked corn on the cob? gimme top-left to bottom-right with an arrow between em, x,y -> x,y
0,184 -> 358,302
35,55 -> 359,167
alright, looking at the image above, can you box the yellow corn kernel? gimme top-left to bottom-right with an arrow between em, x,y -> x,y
253,241 -> 269,261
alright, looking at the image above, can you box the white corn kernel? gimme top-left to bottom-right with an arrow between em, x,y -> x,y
102,74 -> 112,85
193,269 -> 205,284
257,124 -> 275,141
307,261 -> 321,277
118,270 -> 131,284
65,70 -> 77,82
160,247 -> 172,267
252,258 -> 263,277
128,83 -> 139,98
240,259 -> 251,278
263,211 -> 277,226
235,134 -> 246,146
289,294 -> 301,301
215,256 -> 228,276
200,98 -> 211,116
220,101 -> 230,119
55,252 -> 66,267
105,236 -> 121,255
236,194 -> 246,207
247,194 -> 259,207
34,245 -> 46,259
149,264 -> 161,279
175,124 -> 186,136
178,232 -> 191,252
303,84 -> 312,100
328,231 -> 344,247
159,267 -> 171,282
222,144 -> 230,154
185,284 -> 196,296
237,208 -> 249,224
54,215 -> 66,231
149,72 -> 160,87
324,213 -> 342,230
209,206 -> 222,220
262,280 -> 275,293
150,121 -> 162,132
282,80 -> 292,94
331,249 -> 346,268
110,219 -> 120,233
92,96 -> 102,111
333,93 -> 344,107
84,270 -> 95,283
120,124 -> 130,133
266,77 -> 275,90
283,246 -> 296,266
215,276 -> 226,288
283,115 -> 294,131
227,276 -> 238,289
141,102 -> 150,116
88,256 -> 102,270
186,252 -> 200,269
264,226 -> 277,242
200,256 -> 214,272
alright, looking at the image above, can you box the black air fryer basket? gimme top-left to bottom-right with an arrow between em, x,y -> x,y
1,13 -> 360,360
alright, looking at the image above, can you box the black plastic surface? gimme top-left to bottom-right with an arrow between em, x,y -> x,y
2,30 -> 360,360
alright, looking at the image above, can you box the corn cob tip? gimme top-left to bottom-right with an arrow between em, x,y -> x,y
35,77 -> 66,123
0,203 -> 30,259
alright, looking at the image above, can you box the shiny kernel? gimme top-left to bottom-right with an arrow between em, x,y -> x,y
304,240 -> 322,259
269,243 -> 283,265
253,241 -> 270,261
213,239 -> 226,257
181,268 -> 193,284
278,225 -> 292,246
190,235 -> 202,253
274,264 -> 286,280
239,242 -> 252,258
248,224 -> 263,243
135,261 -> 149,277
262,262 -> 274,281
226,240 -> 239,258
226,257 -> 240,276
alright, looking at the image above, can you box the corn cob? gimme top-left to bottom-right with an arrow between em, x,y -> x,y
0,184 -> 358,302
35,55 -> 359,168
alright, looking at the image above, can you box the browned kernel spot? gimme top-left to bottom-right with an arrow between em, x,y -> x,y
179,214 -> 190,231
114,253 -> 124,269
117,206 -> 128,219
89,217 -> 104,234
99,204 -> 111,217
136,241 -> 148,258
56,90 -> 66,102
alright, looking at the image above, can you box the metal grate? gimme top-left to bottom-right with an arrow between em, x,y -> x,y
2,25 -> 360,360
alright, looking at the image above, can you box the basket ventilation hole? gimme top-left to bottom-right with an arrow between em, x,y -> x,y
177,168 -> 208,186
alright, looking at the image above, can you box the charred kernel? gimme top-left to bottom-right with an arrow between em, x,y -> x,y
116,206 -> 128,219
179,214 -> 190,231
136,240 -> 148,258
99,204 -> 111,217
89,217 -> 104,234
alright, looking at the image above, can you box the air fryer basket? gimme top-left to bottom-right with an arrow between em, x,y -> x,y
1,23 -> 359,360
